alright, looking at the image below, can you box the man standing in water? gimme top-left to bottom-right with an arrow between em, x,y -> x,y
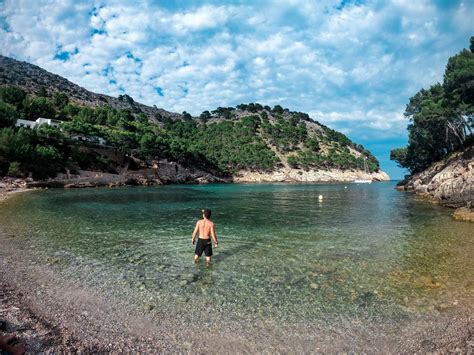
192,209 -> 218,265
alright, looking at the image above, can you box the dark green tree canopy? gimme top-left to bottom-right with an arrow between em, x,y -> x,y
391,37 -> 474,173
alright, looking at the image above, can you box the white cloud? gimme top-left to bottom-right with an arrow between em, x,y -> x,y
0,0 -> 472,175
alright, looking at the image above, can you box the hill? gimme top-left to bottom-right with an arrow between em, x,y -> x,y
0,55 -> 388,183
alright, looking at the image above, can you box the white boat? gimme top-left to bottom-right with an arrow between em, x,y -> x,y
353,157 -> 372,184
354,179 -> 372,184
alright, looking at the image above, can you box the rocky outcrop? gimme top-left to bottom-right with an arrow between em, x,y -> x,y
25,160 -> 227,189
397,145 -> 474,221
233,168 -> 390,183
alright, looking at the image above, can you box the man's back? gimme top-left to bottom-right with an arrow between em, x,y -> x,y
192,209 -> 218,265
197,218 -> 214,239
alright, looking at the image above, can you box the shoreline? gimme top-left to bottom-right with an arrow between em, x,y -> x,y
0,185 -> 30,203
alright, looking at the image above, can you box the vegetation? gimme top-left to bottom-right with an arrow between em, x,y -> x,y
0,83 -> 381,180
391,37 -> 474,173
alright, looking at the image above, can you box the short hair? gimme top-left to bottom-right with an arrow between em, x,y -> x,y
203,208 -> 211,219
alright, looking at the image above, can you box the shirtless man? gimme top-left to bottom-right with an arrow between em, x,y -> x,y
192,209 -> 218,265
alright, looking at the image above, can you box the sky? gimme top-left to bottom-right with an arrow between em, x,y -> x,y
1,0 -> 473,179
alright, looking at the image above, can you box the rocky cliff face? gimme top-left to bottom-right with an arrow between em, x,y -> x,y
234,168 -> 389,183
397,145 -> 473,221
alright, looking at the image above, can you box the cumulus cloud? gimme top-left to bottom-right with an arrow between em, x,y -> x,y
0,0 -> 473,178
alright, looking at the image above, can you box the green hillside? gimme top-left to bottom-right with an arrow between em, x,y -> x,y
0,56 -> 380,180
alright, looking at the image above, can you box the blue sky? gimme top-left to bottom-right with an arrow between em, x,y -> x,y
1,0 -> 473,179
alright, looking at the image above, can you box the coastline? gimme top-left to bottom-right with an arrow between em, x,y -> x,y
0,179 -> 30,203
396,145 -> 474,222
233,168 -> 390,183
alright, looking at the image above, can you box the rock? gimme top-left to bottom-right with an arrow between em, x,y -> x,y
357,291 -> 375,308
233,167 -> 390,183
398,146 -> 474,212
420,339 -> 437,351
435,303 -> 452,312
453,207 -> 474,222
143,303 -> 155,312
415,276 -> 442,289
465,281 -> 474,292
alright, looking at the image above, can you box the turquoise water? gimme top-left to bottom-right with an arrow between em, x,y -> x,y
1,182 -> 473,325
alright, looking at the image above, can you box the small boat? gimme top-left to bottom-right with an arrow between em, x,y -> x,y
354,179 -> 372,184
353,157 -> 372,184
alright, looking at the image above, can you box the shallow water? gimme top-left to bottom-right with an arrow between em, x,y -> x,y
1,182 -> 473,327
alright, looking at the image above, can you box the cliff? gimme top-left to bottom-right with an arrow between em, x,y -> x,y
397,145 -> 474,221
234,168 -> 389,183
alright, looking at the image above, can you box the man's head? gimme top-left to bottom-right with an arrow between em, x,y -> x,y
202,208 -> 211,219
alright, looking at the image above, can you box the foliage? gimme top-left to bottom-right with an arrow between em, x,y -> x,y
7,161 -> 23,177
0,86 -> 26,110
0,101 -> 18,128
391,38 -> 474,173
0,85 -> 381,179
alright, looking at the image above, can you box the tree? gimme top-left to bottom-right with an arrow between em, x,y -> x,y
287,155 -> 298,168
0,101 -> 19,128
390,147 -> 408,168
182,111 -> 192,120
273,105 -> 284,114
391,37 -> 474,173
37,86 -> 48,97
7,161 -> 23,177
199,110 -> 211,123
0,86 -> 26,110
53,92 -> 69,109
25,97 -> 56,120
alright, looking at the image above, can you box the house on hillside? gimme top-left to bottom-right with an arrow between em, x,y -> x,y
15,117 -> 61,129
15,119 -> 37,128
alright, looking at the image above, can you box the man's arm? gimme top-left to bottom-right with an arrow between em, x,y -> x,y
211,224 -> 218,247
192,221 -> 199,244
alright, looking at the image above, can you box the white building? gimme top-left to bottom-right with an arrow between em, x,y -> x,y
15,117 -> 61,129
16,119 -> 37,128
36,117 -> 61,127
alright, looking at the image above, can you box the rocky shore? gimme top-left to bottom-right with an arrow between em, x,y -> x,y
0,178 -> 29,203
2,163 -> 391,193
234,168 -> 390,183
396,145 -> 474,222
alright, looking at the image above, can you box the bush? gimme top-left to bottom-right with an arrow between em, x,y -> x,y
7,161 -> 23,177
0,101 -> 18,128
287,155 -> 298,168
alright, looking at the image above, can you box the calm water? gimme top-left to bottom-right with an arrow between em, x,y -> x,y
1,182 -> 473,325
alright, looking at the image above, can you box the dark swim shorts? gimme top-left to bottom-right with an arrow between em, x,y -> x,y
195,238 -> 213,257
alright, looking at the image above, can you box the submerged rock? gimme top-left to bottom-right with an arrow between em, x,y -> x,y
453,207 -> 474,222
